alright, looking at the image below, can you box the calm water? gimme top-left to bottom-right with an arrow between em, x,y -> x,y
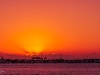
0,63 -> 100,75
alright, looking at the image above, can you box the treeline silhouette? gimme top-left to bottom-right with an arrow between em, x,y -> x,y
0,56 -> 100,63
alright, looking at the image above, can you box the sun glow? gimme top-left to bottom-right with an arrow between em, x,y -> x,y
10,29 -> 55,54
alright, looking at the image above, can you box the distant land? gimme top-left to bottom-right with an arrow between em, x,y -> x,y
0,56 -> 100,63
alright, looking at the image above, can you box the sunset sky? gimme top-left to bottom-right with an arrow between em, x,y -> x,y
0,0 -> 100,57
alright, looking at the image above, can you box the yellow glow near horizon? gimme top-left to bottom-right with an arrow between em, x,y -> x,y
10,29 -> 55,54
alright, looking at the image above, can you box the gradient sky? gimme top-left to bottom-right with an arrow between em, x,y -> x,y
0,0 -> 100,57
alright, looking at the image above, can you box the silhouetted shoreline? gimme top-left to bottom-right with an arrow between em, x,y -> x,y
0,56 -> 100,63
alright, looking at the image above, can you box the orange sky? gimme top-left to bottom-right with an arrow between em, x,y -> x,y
0,0 -> 100,56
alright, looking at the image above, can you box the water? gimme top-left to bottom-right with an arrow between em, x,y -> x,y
0,63 -> 100,75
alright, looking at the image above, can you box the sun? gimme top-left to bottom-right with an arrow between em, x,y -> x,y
10,28 -> 57,54
21,38 -> 46,54
33,46 -> 43,53
13,30 -> 50,54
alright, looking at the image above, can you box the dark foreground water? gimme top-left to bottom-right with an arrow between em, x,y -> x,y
0,63 -> 100,75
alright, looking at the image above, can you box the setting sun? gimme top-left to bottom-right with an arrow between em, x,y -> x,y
8,28 -> 59,54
